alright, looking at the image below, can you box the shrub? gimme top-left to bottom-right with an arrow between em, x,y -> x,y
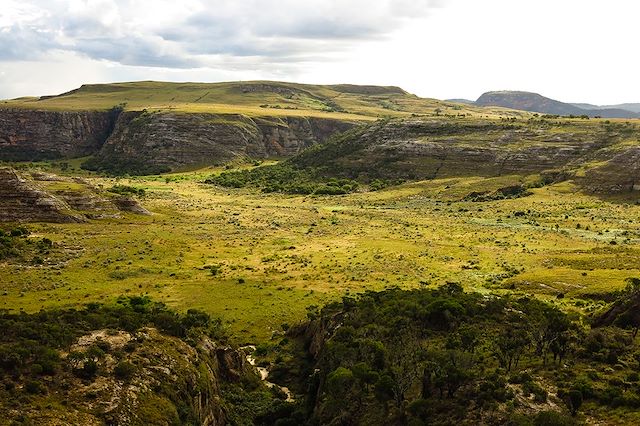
114,361 -> 137,381
533,411 -> 575,426
25,380 -> 46,395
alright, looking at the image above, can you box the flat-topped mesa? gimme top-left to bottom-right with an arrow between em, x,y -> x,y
476,91 -> 640,119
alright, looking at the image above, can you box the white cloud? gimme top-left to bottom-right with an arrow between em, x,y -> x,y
0,0 -> 639,104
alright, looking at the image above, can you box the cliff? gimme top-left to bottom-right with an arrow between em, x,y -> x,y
0,108 -> 117,160
83,111 -> 356,174
286,118 -> 640,195
0,107 -> 355,175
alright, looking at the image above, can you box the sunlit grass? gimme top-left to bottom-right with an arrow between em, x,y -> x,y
2,168 -> 640,342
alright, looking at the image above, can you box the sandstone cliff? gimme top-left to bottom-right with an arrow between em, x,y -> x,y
83,111 -> 356,174
0,108 -> 117,160
0,107 -> 356,174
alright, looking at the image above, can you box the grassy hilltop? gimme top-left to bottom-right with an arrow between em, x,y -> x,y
2,80 -> 517,120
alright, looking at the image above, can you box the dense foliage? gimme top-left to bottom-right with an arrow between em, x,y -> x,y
261,285 -> 640,425
0,296 -> 237,424
0,296 -> 226,378
205,163 -> 362,195
82,156 -> 171,176
0,226 -> 52,262
107,184 -> 146,197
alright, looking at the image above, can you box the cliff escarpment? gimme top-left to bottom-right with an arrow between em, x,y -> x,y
0,107 -> 356,175
0,108 -> 118,161
285,118 -> 640,194
83,111 -> 356,174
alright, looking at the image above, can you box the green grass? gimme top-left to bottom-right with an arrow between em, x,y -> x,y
2,168 -> 640,343
0,80 -> 518,121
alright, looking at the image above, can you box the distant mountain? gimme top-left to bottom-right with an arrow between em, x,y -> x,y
445,98 -> 475,105
473,91 -> 639,119
572,102 -> 640,114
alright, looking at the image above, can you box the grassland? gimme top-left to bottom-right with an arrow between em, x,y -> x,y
1,80 -> 523,121
2,165 -> 639,343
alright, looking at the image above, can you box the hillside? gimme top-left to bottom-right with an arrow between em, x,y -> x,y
214,116 -> 640,196
0,296 -> 276,425
3,80 -> 487,119
572,103 -> 640,114
1,81 -> 520,174
475,91 -> 639,118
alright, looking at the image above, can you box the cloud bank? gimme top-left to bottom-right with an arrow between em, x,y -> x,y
0,0 -> 442,68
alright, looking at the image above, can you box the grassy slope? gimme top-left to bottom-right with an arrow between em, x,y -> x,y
0,80 -> 521,120
2,165 -> 640,343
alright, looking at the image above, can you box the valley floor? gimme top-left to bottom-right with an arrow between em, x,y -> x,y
2,168 -> 639,343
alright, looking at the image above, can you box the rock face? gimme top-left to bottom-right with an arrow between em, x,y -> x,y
13,328 -> 258,426
289,118 -> 640,194
83,111 -> 356,174
0,108 -> 117,160
0,167 -> 149,222
0,168 -> 84,223
0,107 -> 356,174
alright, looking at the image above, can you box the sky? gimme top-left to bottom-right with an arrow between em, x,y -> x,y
0,0 -> 638,104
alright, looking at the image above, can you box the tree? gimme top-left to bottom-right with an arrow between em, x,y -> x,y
388,331 -> 422,406
493,325 -> 530,372
326,367 -> 354,400
613,278 -> 640,337
560,389 -> 583,417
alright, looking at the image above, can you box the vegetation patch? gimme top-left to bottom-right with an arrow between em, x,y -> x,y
206,163 -> 362,195
266,284 -> 640,425
0,226 -> 53,263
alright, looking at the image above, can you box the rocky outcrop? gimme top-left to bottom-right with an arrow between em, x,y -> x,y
84,111 -> 356,174
291,119 -> 617,179
0,167 -> 149,222
0,168 -> 84,222
12,328 -> 258,426
581,145 -> 640,193
0,108 -> 117,160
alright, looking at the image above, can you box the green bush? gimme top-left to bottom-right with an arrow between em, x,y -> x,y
533,411 -> 576,426
114,361 -> 137,381
108,185 -> 146,197
205,163 -> 360,196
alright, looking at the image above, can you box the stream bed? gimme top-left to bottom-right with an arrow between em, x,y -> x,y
242,345 -> 295,402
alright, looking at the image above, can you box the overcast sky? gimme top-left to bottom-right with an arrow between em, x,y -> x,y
1,0 -> 638,104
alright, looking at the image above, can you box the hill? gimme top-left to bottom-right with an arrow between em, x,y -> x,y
1,81 -> 516,174
475,91 -> 639,118
572,102 -> 640,114
3,80 -> 479,119
211,116 -> 640,196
